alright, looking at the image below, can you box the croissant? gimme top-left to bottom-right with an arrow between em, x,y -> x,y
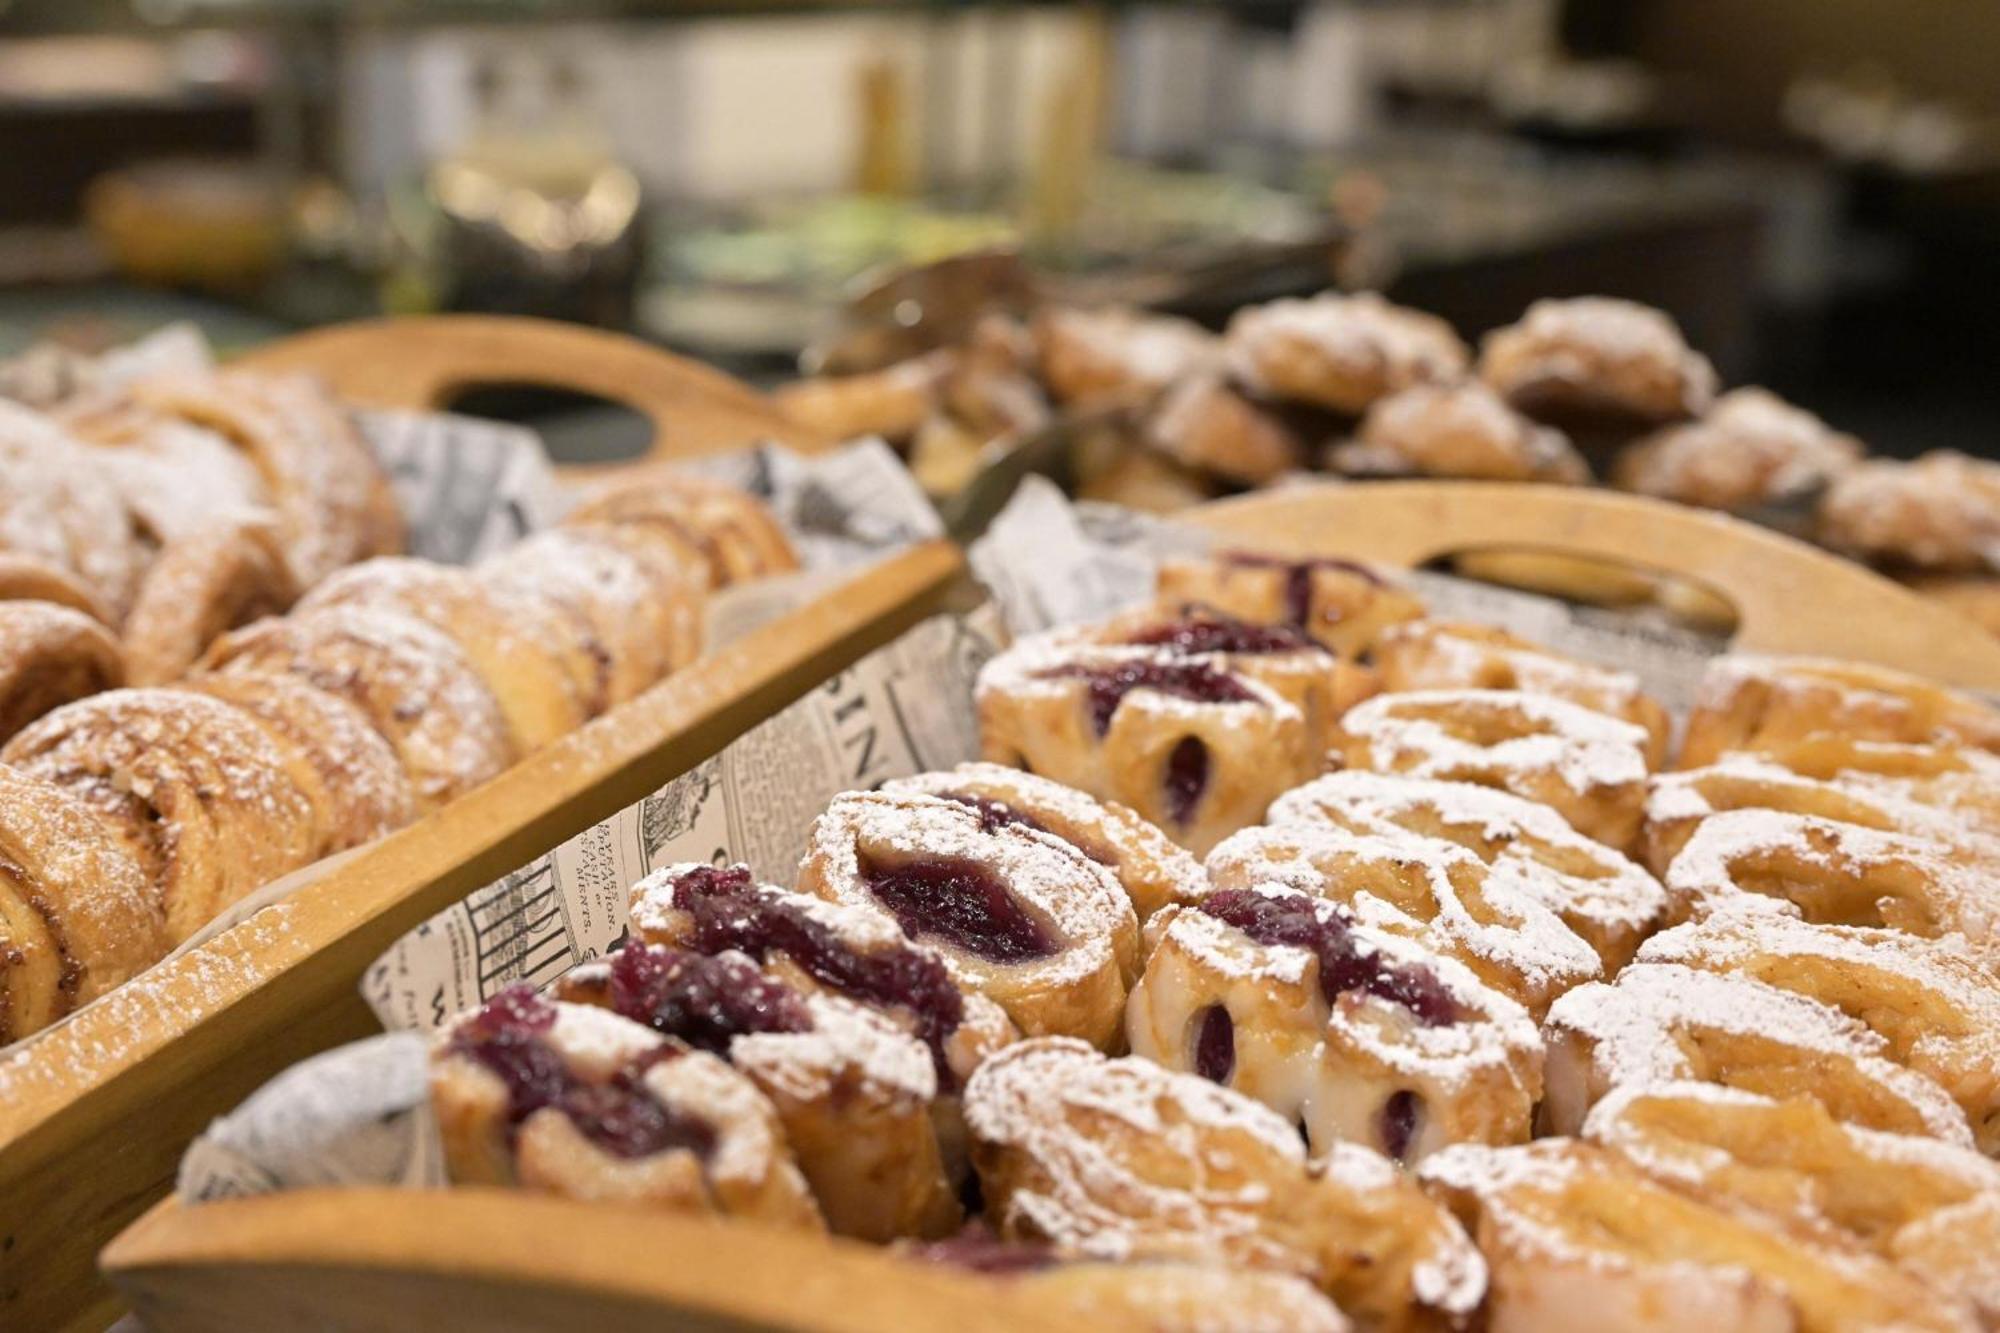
0,600 -> 126,744
120,520 -> 301,686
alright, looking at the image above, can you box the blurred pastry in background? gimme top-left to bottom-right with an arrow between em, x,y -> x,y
1614,387 -> 1862,516
1817,451 -> 2000,574
1331,381 -> 1588,484
1146,374 -> 1303,487
1031,307 -> 1217,409
1224,292 -> 1468,417
771,350 -> 954,446
1071,416 -> 1217,513
1479,297 -> 1716,433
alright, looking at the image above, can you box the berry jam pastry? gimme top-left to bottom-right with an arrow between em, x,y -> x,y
904,1230 -> 1354,1333
1203,824 -> 1600,1018
555,942 -> 959,1241
1155,551 -> 1426,660
1539,962 -> 1973,1146
430,987 -> 823,1228
885,763 -> 1206,923
1613,387 -> 1862,515
964,1037 -> 1487,1333
1583,1082 -> 2000,1322
1333,381 -> 1589,484
1145,374 -> 1304,487
1127,884 -> 1543,1164
1660,808 -> 1999,945
563,466 -> 799,592
1371,621 -> 1670,769
1476,297 -> 1717,430
1330,689 -> 1651,852
0,600 -> 125,745
1419,1138 -> 1974,1333
1030,306 -> 1219,408
1223,293 -> 1469,416
1817,450 -> 2000,574
975,633 -> 1317,857
1267,772 -> 1667,971
120,518 -> 300,686
798,792 -> 1139,1048
1679,655 -> 2000,769
1634,913 -> 2000,1155
0,763 -> 165,1042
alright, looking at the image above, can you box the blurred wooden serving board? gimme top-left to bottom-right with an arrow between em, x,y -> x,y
0,316 -> 965,1333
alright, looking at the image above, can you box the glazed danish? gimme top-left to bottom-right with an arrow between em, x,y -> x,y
1679,655 -> 2000,768
563,466 -> 799,591
1223,293 -> 1469,416
1331,688 -> 1651,851
1266,771 -> 1668,970
1334,381 -> 1588,484
430,987 -> 823,1228
976,631 -> 1317,855
1126,884 -> 1544,1163
797,791 -> 1138,1048
120,519 -> 300,685
1539,962 -> 1973,1145
964,1036 -> 1487,1332
0,764 -> 165,1042
1155,551 -> 1426,660
0,600 -> 126,744
1477,296 -> 1716,429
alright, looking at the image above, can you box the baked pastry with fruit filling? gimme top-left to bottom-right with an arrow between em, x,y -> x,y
1224,293 -> 1469,416
1477,297 -> 1716,431
1333,381 -> 1588,484
976,632 -> 1317,856
1419,1137 -> 1978,1333
1331,688 -> 1651,852
964,1036 -> 1487,1333
0,600 -> 125,744
1266,771 -> 1667,971
1155,551 -> 1425,660
557,939 -> 958,1241
1540,961 -> 1973,1145
1634,912 -> 2000,1155
1583,1082 -> 2000,1320
798,791 -> 1137,1048
1370,620 -> 1669,768
1127,883 -> 1543,1164
1613,387 -> 1862,515
1679,655 -> 2000,768
431,987 -> 822,1227
885,762 -> 1205,923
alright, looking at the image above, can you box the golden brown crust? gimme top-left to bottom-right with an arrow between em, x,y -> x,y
1679,656 -> 2000,769
1818,451 -> 2000,574
120,520 -> 301,686
1155,552 -> 1425,661
1339,382 -> 1589,484
1032,307 -> 1218,409
771,352 -> 953,444
1145,376 -> 1303,486
1225,294 -> 1468,416
0,600 -> 126,745
564,466 -> 799,592
1478,297 -> 1716,428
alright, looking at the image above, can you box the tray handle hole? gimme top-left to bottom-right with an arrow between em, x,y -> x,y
439,383 -> 654,467
1427,544 -> 1741,640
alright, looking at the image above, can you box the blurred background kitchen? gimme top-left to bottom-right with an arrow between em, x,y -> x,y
0,0 -> 1993,463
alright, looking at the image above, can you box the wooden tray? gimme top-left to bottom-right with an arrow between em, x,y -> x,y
0,318 -> 965,1333
96,481 -> 2000,1333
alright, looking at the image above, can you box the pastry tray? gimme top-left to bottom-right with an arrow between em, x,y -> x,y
93,483 -> 2000,1333
0,316 -> 967,1333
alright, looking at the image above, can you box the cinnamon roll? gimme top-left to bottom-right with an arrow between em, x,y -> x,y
1635,913 -> 2000,1154
563,466 -> 799,591
1613,387 -> 1862,514
1,688 -> 326,942
797,791 -> 1139,1049
964,1037 -> 1487,1332
0,764 -> 166,1042
1371,620 -> 1670,768
299,557 -> 590,751
1679,655 -> 2000,767
1477,297 -> 1716,429
1331,689 -> 1651,852
976,630 -> 1317,856
199,605 -> 515,811
1031,307 -> 1218,408
63,397 -> 269,548
885,763 -> 1206,924
1204,825 -> 1601,1018
1267,772 -> 1668,971
1127,884 -> 1544,1163
1155,551 -> 1425,660
1224,293 -> 1469,416
1540,962 -> 1973,1145
1419,1138 -> 1974,1333
0,600 -> 125,744
120,519 -> 300,685
0,554 -> 112,624
1334,381 -> 1588,484
430,986 -> 823,1228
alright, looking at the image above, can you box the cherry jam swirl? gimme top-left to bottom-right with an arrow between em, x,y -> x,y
1196,889 -> 1459,1026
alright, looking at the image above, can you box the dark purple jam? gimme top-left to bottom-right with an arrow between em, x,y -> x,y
1162,736 -> 1211,828
1042,660 -> 1255,737
1192,1003 -> 1235,1084
607,942 -> 812,1055
904,1224 -> 1059,1276
1221,550 -> 1382,627
1197,889 -> 1459,1026
1379,1090 -> 1424,1162
668,864 -> 967,1085
1122,610 -> 1322,657
858,853 -> 1060,965
449,985 -> 716,1160
938,791 -> 1051,838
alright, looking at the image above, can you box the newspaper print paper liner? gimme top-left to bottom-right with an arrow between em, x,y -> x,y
174,478 -> 1739,1202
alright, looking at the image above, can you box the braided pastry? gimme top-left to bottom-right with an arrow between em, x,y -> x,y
1680,655 -> 2000,767
120,519 -> 300,686
0,764 -> 165,1042
564,467 -> 799,591
1224,293 -> 1468,416
0,601 -> 126,744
